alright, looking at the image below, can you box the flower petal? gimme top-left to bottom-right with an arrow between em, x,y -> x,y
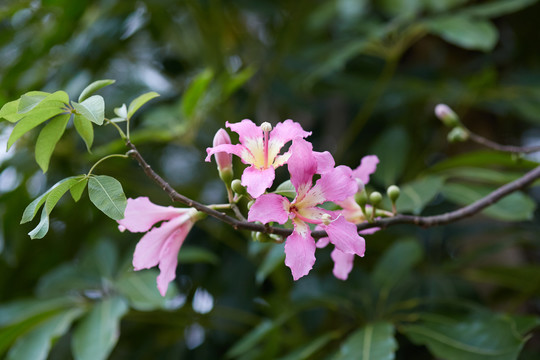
241,166 -> 275,198
313,151 -> 335,174
352,155 -> 379,185
227,119 -> 262,144
315,237 -> 330,248
267,119 -> 311,162
132,214 -> 188,270
205,143 -> 252,164
118,197 -> 185,233
297,166 -> 357,209
248,193 -> 290,224
156,221 -> 193,296
325,216 -> 365,256
288,138 -> 317,198
284,227 -> 316,281
331,248 -> 354,280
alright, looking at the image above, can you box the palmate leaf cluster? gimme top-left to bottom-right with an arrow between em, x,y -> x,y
1,0 -> 540,359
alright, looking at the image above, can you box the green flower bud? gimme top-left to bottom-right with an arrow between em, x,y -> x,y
435,104 -> 460,127
355,189 -> 368,207
247,199 -> 255,210
231,179 -> 247,196
386,185 -> 400,202
369,191 -> 382,206
447,127 -> 469,143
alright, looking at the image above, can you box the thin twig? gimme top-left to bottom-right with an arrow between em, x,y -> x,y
126,141 -> 540,239
467,132 -> 540,154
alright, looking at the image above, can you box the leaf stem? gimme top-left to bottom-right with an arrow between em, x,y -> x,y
87,154 -> 129,177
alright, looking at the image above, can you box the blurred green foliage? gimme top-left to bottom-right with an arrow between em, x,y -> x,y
1,0 -> 540,359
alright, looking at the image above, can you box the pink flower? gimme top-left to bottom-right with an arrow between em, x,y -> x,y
248,138 -> 364,280
317,155 -> 380,280
117,197 -> 200,296
211,128 -> 233,173
205,119 -> 311,198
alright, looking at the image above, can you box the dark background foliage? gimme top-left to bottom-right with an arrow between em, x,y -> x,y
1,0 -> 540,359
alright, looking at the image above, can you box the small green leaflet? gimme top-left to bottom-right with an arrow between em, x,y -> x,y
35,114 -> 71,172
333,322 -> 397,360
88,175 -> 127,220
78,79 -> 115,102
73,114 -> 94,151
127,91 -> 159,119
71,95 -> 105,125
181,69 -> 213,118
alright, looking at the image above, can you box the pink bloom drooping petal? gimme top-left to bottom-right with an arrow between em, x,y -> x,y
118,197 -> 187,233
248,193 -> 290,224
352,155 -> 379,185
331,248 -> 355,280
325,216 -> 365,257
156,223 -> 193,296
118,197 -> 200,296
284,224 -> 316,280
241,166 -> 276,199
287,138 -> 318,198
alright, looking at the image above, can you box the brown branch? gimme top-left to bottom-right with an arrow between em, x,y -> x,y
126,141 -> 540,239
467,132 -> 540,154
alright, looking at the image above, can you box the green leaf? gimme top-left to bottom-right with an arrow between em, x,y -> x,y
372,239 -> 423,291
6,308 -> 83,360
21,176 -> 82,224
334,322 -> 397,360
116,270 -> 178,311
127,91 -> 159,119
88,175 -> 127,220
178,246 -> 220,265
464,265 -> 540,294
394,176 -> 445,214
78,79 -> 115,102
7,101 -> 68,149
72,296 -> 129,360
273,180 -> 296,198
401,311 -> 528,360
70,177 -> 88,202
0,297 -> 76,327
438,167 -> 523,185
460,0 -> 537,18
377,0 -> 422,17
71,95 -> 105,125
17,91 -> 51,113
425,16 -> 498,52
371,126 -> 409,186
28,208 -> 50,240
0,99 -> 25,122
35,114 -> 70,172
441,183 -> 536,221
223,66 -> 255,97
278,330 -> 340,360
430,151 -> 538,172
181,69 -> 213,118
73,114 -> 94,151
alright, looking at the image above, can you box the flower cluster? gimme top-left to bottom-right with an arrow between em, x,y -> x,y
118,119 -> 379,295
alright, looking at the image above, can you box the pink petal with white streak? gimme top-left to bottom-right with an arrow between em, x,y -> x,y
205,143 -> 251,164
132,215 -> 189,270
313,151 -> 335,174
241,166 -> 276,198
352,155 -> 379,185
331,248 -> 355,280
248,193 -> 290,224
118,197 -> 185,233
267,119 -> 311,161
284,227 -> 316,280
297,166 -> 357,209
156,221 -> 193,296
325,216 -> 365,256
287,139 -> 317,199
226,119 -> 262,143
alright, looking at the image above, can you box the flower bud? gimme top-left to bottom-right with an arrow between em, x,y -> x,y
369,191 -> 382,206
232,179 -> 248,196
213,129 -> 233,184
447,127 -> 469,143
435,104 -> 460,128
355,189 -> 368,207
247,199 -> 255,210
386,185 -> 400,202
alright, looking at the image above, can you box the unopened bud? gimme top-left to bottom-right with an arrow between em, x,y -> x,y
247,199 -> 255,210
369,191 -> 382,206
251,231 -> 271,242
213,129 -> 233,184
260,122 -> 272,133
355,189 -> 368,207
386,185 -> 400,202
435,104 -> 460,127
447,127 -> 469,143
232,179 -> 247,196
